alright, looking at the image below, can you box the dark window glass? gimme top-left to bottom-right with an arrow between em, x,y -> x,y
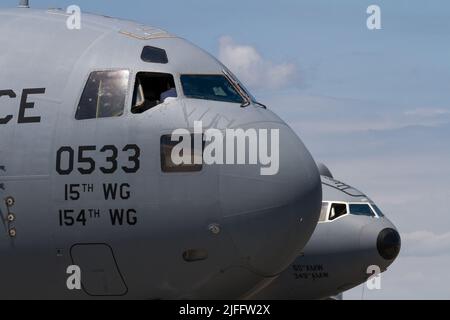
349,204 -> 375,217
141,46 -> 168,64
371,205 -> 385,217
132,72 -> 177,114
75,70 -> 129,120
329,203 -> 347,221
319,202 -> 329,222
160,134 -> 204,172
180,75 -> 244,104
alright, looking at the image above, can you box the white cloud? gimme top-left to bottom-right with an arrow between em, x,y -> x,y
401,231 -> 450,257
404,108 -> 450,117
291,118 -> 438,135
218,36 -> 296,90
261,91 -> 450,135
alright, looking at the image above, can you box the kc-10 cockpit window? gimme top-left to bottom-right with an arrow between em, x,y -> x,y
371,205 -> 385,217
319,202 -> 329,222
132,72 -> 177,114
180,75 -> 244,104
329,203 -> 347,221
75,70 -> 129,120
349,204 -> 375,217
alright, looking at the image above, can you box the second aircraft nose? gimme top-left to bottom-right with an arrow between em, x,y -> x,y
377,228 -> 401,261
360,218 -> 401,271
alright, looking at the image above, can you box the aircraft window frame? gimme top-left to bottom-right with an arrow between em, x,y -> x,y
131,72 -> 177,114
180,74 -> 246,105
321,202 -> 384,222
75,69 -> 131,121
328,202 -> 349,221
319,202 -> 329,222
222,70 -> 252,107
369,204 -> 385,218
349,203 -> 376,218
141,46 -> 169,64
160,134 -> 204,173
222,68 -> 267,108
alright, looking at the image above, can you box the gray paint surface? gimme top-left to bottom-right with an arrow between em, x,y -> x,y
0,8 -> 322,299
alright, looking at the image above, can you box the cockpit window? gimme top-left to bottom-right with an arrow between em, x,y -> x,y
319,202 -> 329,222
371,205 -> 385,217
329,203 -> 347,221
75,70 -> 129,120
180,75 -> 244,104
160,134 -> 203,172
141,46 -> 168,64
223,69 -> 257,103
349,204 -> 375,217
132,72 -> 177,114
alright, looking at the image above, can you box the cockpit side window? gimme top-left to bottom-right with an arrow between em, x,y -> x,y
349,204 -> 375,217
180,75 -> 244,104
131,72 -> 177,114
319,202 -> 329,222
329,203 -> 347,221
160,134 -> 204,173
75,70 -> 129,120
371,205 -> 385,217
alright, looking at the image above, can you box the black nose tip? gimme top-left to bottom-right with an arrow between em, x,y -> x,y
377,228 -> 401,260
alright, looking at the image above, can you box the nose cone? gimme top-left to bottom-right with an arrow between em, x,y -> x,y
219,120 -> 322,277
360,217 -> 401,271
377,228 -> 401,261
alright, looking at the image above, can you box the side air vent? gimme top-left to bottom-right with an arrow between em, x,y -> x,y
182,249 -> 208,262
141,46 -> 168,64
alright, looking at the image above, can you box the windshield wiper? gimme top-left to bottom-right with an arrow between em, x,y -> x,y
240,100 -> 251,108
223,70 -> 251,108
253,101 -> 267,109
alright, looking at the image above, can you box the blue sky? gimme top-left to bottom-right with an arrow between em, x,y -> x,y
2,0 -> 450,299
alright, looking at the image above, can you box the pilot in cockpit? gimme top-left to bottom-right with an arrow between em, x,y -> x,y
160,81 -> 177,102
132,73 -> 177,114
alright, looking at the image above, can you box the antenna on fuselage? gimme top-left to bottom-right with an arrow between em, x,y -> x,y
317,163 -> 334,179
18,0 -> 29,8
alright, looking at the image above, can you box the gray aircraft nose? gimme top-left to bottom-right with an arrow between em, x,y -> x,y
219,121 -> 322,277
377,228 -> 401,261
360,218 -> 401,270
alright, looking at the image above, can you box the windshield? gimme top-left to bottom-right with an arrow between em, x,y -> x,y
223,69 -> 256,102
76,70 -> 129,120
371,205 -> 385,217
349,204 -> 375,217
180,75 -> 244,104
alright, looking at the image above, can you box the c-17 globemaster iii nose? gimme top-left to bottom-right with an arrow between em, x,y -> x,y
219,120 -> 322,278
